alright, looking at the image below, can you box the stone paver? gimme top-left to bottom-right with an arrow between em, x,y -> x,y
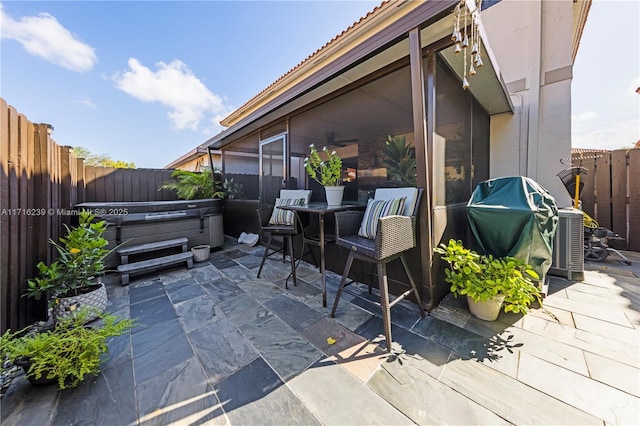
2,241 -> 639,425
289,359 -> 414,425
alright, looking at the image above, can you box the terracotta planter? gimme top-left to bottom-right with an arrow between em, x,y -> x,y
466,294 -> 505,321
52,282 -> 107,323
191,244 -> 211,262
324,186 -> 345,206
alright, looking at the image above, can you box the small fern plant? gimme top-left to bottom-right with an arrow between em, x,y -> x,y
0,309 -> 135,389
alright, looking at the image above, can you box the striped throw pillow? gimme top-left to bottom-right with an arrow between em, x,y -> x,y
269,198 -> 305,225
358,197 -> 406,239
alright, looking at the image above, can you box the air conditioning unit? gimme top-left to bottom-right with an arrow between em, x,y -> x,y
549,208 -> 584,281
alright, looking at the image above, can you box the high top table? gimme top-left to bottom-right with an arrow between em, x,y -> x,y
280,202 -> 366,307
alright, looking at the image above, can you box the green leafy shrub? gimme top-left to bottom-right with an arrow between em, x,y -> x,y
0,309 -> 135,389
382,135 -> 416,186
159,168 -> 225,199
25,211 -> 109,305
434,239 -> 542,314
222,178 -> 244,199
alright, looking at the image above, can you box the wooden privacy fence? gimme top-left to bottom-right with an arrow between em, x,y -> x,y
573,149 -> 640,252
1,98 -> 177,332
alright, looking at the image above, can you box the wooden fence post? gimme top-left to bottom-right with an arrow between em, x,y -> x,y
0,98 -> 10,332
611,150 -> 628,245
6,103 -> 21,330
76,157 -> 85,204
628,150 -> 640,251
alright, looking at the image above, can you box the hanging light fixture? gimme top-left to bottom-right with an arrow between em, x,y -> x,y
451,0 -> 484,90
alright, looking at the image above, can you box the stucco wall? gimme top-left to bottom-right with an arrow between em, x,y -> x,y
483,0 -> 574,206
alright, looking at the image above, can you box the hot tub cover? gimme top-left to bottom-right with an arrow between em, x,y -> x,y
467,176 -> 558,278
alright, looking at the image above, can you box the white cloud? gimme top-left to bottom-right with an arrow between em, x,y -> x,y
572,117 -> 638,150
571,111 -> 597,123
0,5 -> 96,72
626,76 -> 640,94
76,97 -> 96,109
112,58 -> 232,131
572,76 -> 640,150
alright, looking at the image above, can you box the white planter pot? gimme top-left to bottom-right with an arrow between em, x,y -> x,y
466,294 -> 505,321
191,244 -> 211,262
52,282 -> 107,323
324,186 -> 345,206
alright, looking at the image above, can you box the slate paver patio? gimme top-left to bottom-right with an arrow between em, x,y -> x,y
1,239 -> 639,425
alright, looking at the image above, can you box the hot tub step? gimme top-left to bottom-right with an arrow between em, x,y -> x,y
117,252 -> 193,285
118,237 -> 188,264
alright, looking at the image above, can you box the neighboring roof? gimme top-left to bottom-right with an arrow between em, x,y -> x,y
571,148 -> 610,154
164,146 -> 218,169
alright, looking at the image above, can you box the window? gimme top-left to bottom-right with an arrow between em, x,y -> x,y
433,54 -> 489,206
289,64 -> 415,202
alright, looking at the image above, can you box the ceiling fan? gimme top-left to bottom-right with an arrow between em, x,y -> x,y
325,132 -> 358,147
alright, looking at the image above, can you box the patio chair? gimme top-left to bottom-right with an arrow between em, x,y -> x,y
256,190 -> 311,288
331,187 -> 425,352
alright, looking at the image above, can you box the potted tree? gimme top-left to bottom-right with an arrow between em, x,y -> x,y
382,135 -> 417,186
434,239 -> 542,321
24,211 -> 111,323
0,308 -> 134,389
159,167 -> 227,255
304,144 -> 343,205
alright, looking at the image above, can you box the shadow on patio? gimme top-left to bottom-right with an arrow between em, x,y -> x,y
2,240 -> 639,425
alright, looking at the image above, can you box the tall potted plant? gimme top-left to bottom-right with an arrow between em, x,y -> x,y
434,239 -> 542,321
382,135 -> 417,186
24,211 -> 111,323
304,144 -> 344,205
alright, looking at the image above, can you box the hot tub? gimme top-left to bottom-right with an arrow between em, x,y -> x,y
75,199 -> 224,267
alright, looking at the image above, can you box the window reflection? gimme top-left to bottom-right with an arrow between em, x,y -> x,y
434,54 -> 489,206
221,134 -> 260,200
289,64 -> 415,202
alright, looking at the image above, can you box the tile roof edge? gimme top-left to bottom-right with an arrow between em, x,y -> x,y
220,0 -> 391,127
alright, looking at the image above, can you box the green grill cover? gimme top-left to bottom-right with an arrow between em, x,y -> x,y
467,176 -> 558,279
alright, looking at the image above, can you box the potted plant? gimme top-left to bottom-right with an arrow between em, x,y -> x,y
304,144 -> 344,205
0,308 -> 134,389
222,177 -> 244,199
434,239 -> 542,321
159,168 -> 225,200
382,135 -> 417,186
159,167 -> 228,254
24,211 -> 111,322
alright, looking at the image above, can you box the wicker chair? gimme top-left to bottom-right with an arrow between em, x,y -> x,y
256,190 -> 311,288
331,187 -> 425,351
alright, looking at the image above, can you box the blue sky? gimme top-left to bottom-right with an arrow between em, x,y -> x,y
1,1 -> 638,169
571,0 -> 639,151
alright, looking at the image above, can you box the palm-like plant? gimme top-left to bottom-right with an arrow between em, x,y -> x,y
159,169 -> 225,199
382,135 -> 416,186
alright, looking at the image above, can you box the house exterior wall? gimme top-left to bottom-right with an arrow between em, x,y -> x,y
483,0 -> 574,206
165,0 -> 590,309
169,152 -> 221,172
